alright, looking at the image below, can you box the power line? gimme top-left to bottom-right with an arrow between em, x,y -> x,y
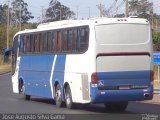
106,0 -> 119,17
107,0 -> 118,13
112,0 -> 126,16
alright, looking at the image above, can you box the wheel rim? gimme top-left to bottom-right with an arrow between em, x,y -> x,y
20,85 -> 25,94
66,93 -> 71,105
56,89 -> 61,103
22,86 -> 24,94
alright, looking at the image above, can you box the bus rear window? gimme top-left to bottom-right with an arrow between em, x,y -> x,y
95,24 -> 150,45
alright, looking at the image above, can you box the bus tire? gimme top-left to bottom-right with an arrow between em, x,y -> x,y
55,84 -> 63,107
25,95 -> 31,100
19,81 -> 31,100
65,85 -> 74,109
104,102 -> 128,112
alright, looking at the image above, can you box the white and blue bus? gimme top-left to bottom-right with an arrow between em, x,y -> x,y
5,17 -> 154,111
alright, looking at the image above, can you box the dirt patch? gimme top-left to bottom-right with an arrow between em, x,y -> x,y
0,64 -> 11,74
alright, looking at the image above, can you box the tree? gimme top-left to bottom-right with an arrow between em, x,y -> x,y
45,0 -> 75,22
0,24 -> 7,54
153,32 -> 160,51
128,0 -> 153,20
0,4 -> 8,24
10,0 -> 34,26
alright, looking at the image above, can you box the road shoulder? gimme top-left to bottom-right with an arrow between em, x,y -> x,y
0,64 -> 11,75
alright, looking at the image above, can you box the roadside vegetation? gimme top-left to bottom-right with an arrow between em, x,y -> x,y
0,56 -> 11,73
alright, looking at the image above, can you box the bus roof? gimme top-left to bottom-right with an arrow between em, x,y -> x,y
37,17 -> 149,29
14,17 -> 149,37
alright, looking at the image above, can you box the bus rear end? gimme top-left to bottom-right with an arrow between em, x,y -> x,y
90,18 -> 153,110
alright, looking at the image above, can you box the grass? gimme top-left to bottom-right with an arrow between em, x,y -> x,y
0,57 -> 11,74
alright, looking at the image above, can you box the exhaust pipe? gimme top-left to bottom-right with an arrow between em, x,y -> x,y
144,93 -> 150,98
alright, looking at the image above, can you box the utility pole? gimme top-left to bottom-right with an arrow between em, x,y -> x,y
7,0 -> 10,48
97,3 -> 106,17
76,6 -> 79,19
125,0 -> 128,17
41,6 -> 44,23
97,3 -> 102,17
60,5 -> 61,20
88,7 -> 90,19
19,2 -> 21,30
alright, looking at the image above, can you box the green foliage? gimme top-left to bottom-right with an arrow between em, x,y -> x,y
0,0 -> 34,24
153,32 -> 160,51
153,32 -> 160,44
0,24 -> 7,54
128,0 -> 153,20
45,0 -> 75,22
10,0 -> 34,24
0,4 -> 8,24
0,23 -> 36,54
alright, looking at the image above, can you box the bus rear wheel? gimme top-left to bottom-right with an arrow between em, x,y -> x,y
104,102 -> 128,112
65,85 -> 74,109
19,81 -> 30,100
55,84 -> 63,107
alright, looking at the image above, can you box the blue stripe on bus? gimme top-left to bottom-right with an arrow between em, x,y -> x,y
19,54 -> 66,99
96,71 -> 151,86
19,55 -> 54,98
52,54 -> 66,100
90,86 -> 153,103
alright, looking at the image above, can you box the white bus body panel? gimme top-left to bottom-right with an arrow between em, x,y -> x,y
12,57 -> 21,93
97,55 -> 151,72
64,52 -> 94,103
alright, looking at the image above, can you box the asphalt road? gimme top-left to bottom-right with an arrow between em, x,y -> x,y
0,73 -> 160,120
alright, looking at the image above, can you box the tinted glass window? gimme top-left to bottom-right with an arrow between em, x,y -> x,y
20,26 -> 89,54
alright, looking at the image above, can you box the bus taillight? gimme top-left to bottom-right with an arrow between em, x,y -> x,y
91,72 -> 98,84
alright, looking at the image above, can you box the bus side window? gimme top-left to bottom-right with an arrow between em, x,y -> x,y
23,35 -> 27,53
52,31 -> 56,53
67,30 -> 73,52
30,34 -> 35,53
19,35 -> 24,54
80,28 -> 89,52
35,34 -> 40,53
77,29 -> 81,52
43,32 -> 48,52
39,33 -> 43,52
26,35 -> 31,53
62,30 -> 68,52
47,31 -> 52,52
56,31 -> 62,52
73,29 -> 77,52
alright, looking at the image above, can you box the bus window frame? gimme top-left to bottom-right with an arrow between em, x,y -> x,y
19,25 -> 89,55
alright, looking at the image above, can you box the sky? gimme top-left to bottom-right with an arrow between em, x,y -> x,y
0,0 -> 160,22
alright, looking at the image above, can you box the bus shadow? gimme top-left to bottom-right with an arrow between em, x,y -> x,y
73,103 -> 131,114
27,97 -> 160,114
29,97 -> 130,113
126,101 -> 160,114
30,97 -> 56,105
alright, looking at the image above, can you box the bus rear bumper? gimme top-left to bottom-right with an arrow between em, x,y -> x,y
90,85 -> 153,103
